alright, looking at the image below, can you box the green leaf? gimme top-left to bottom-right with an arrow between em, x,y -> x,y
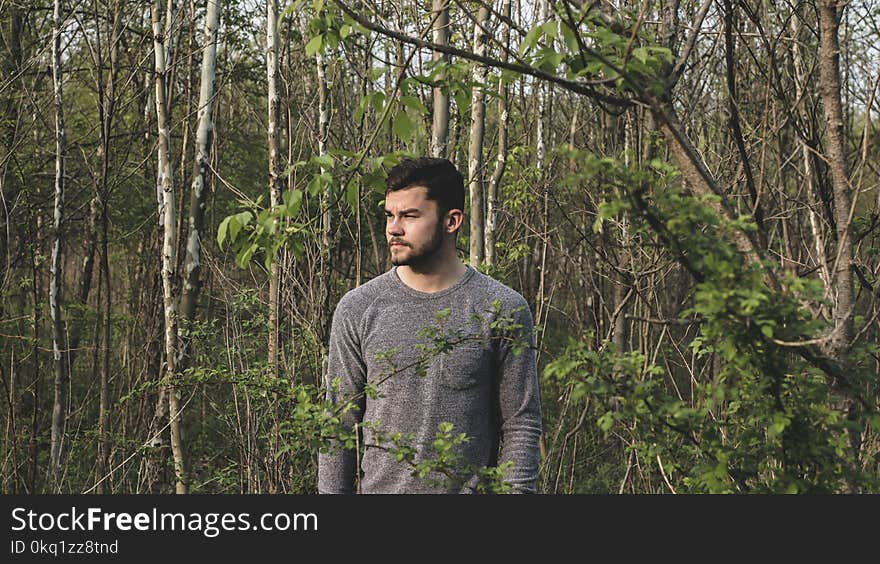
314,154 -> 334,170
217,215 -> 232,247
559,22 -> 579,53
392,110 -> 414,142
370,91 -> 386,113
597,411 -> 615,432
400,94 -> 428,115
651,46 -> 673,63
345,180 -> 359,211
342,14 -> 370,38
230,211 -> 252,243
283,189 -> 303,216
632,47 -> 649,64
305,35 -> 323,57
519,24 -> 542,55
280,0 -> 306,21
236,242 -> 257,269
307,175 -> 322,197
535,48 -> 563,73
353,94 -> 369,122
453,89 -> 471,112
593,27 -> 621,49
363,171 -> 386,194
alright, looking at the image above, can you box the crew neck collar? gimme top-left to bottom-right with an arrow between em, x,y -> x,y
390,265 -> 476,299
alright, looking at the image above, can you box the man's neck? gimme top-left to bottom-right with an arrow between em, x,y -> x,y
396,253 -> 467,293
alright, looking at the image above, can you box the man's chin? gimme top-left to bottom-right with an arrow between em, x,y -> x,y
390,252 -> 409,266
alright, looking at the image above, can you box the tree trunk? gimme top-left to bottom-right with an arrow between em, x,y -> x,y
485,0 -> 511,268
179,0 -> 221,358
316,48 -> 331,349
817,0 -> 858,473
30,247 -> 42,492
267,0 -> 282,380
790,15 -> 833,315
817,0 -> 853,360
92,2 -> 122,495
152,0 -> 187,494
531,0 -> 551,314
49,0 -> 68,477
430,0 -> 450,158
467,5 -> 489,266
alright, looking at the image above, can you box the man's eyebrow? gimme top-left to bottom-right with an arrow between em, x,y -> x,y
384,207 -> 421,214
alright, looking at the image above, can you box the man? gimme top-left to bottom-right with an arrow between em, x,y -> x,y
317,157 -> 542,493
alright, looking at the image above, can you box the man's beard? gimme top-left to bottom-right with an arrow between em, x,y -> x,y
389,218 -> 445,269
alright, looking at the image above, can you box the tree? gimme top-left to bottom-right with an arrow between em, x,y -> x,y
430,0 -> 450,158
267,0 -> 283,380
49,0 -> 68,478
467,4 -> 490,266
152,0 -> 187,494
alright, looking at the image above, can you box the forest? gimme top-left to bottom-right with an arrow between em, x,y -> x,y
1,0 -> 879,494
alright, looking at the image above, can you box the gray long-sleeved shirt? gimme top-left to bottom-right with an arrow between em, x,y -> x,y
317,266 -> 542,493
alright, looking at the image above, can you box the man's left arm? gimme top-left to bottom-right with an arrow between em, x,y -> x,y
495,300 -> 543,493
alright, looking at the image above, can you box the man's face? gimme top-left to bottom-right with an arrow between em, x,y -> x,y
384,185 -> 446,268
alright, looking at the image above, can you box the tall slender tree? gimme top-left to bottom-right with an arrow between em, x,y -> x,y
467,4 -> 490,266
49,0 -> 68,478
430,0 -> 450,158
267,0 -> 283,380
485,0 -> 512,268
817,0 -> 860,476
179,0 -> 221,356
152,0 -> 187,494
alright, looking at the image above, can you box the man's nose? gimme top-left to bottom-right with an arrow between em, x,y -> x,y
387,217 -> 404,235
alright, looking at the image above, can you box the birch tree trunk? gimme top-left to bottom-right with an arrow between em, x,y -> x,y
316,49 -> 331,346
430,0 -> 449,158
179,0 -> 221,357
790,15 -> 833,315
534,0 -> 550,173
485,0 -> 511,268
467,4 -> 489,266
152,0 -> 187,494
267,0 -> 282,380
533,0 -> 551,320
139,5 -> 165,493
49,0 -> 68,476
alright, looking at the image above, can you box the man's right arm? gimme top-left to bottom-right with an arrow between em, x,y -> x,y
317,293 -> 367,494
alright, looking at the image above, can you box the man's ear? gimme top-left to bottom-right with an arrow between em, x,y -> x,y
445,209 -> 464,234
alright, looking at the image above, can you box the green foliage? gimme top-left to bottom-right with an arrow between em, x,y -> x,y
288,0 -> 369,58
217,149 -> 420,270
542,148 -> 879,493
518,6 -> 673,96
369,422 -> 515,493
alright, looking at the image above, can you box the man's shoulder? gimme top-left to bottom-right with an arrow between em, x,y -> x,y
334,269 -> 395,317
470,269 -> 530,310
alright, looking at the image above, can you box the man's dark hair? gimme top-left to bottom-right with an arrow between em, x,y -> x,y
385,157 -> 465,214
